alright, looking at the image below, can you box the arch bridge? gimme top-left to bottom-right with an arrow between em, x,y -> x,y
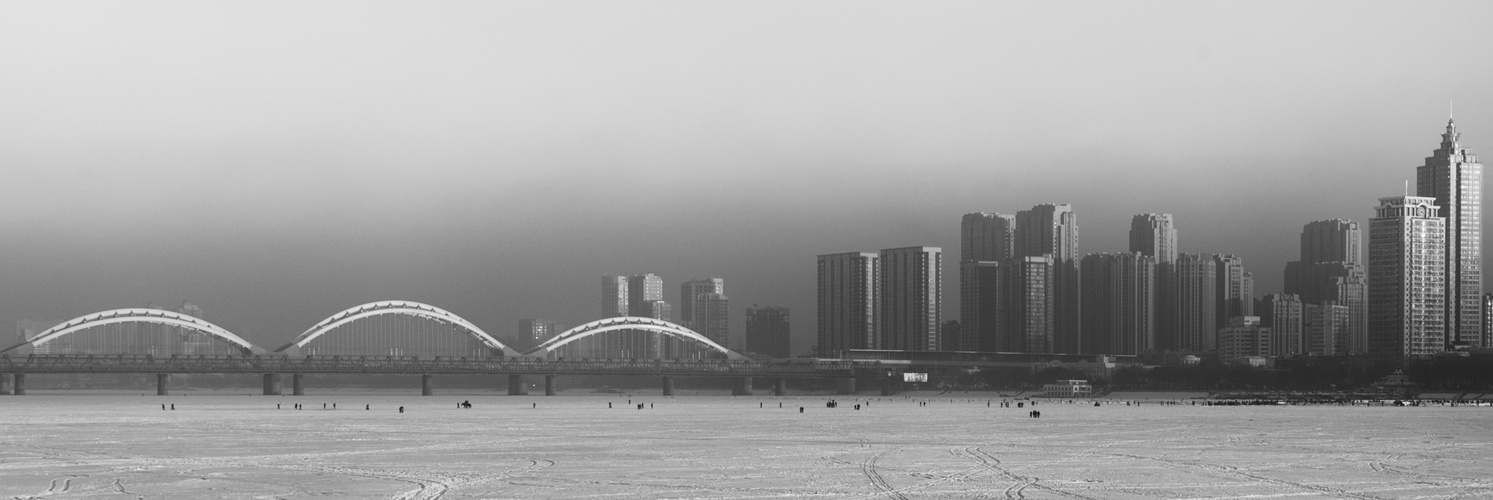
0,309 -> 262,356
525,317 -> 746,360
274,300 -> 521,358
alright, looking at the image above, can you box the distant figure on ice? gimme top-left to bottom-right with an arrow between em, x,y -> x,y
461,400 -> 472,409
398,406 -> 405,413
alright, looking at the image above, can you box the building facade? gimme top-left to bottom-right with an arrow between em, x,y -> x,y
1257,293 -> 1304,357
1217,316 -> 1271,359
879,247 -> 942,351
745,305 -> 790,358
1285,220 -> 1369,354
1214,254 -> 1253,328
1368,195 -> 1447,361
1079,252 -> 1156,355
816,252 -> 879,357
1165,253 -> 1217,351
1129,213 -> 1178,264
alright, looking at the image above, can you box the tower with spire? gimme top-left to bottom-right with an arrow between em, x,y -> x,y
1415,116 -> 1484,350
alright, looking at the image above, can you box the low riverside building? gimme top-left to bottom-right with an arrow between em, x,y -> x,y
1043,379 -> 1093,398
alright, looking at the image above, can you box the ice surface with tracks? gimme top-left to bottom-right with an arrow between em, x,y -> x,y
1,390 -> 1490,499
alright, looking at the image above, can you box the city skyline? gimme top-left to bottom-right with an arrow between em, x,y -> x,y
2,3 -> 1493,356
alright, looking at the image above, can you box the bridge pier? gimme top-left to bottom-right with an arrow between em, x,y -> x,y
544,374 -> 556,396
733,376 -> 753,396
881,377 -> 897,396
292,374 -> 305,396
774,377 -> 786,396
836,377 -> 856,395
422,374 -> 434,396
12,373 -> 25,395
262,373 -> 282,396
157,373 -> 169,396
1,373 -> 12,395
662,376 -> 674,396
507,374 -> 527,395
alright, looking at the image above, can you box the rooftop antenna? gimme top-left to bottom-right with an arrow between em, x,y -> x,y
1451,100 -> 1454,120
1404,180 -> 1408,197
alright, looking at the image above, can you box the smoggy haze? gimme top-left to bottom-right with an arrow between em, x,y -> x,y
2,1 -> 1491,354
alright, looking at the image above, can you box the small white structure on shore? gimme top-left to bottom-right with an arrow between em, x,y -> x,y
1043,379 -> 1093,398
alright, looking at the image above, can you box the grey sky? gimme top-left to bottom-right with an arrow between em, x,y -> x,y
2,1 -> 1491,354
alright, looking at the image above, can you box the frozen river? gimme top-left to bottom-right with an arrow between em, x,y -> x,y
1,390 -> 1490,499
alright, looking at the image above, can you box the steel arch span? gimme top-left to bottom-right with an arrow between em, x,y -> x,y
275,300 -> 520,357
525,316 -> 745,360
0,308 -> 262,355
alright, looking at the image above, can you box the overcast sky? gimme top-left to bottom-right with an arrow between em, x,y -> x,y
3,1 -> 1491,355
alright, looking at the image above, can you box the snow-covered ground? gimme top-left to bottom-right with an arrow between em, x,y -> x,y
1,390 -> 1489,499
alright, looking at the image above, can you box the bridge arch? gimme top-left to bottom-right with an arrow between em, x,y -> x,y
526,316 -> 745,360
0,308 -> 261,355
275,300 -> 520,357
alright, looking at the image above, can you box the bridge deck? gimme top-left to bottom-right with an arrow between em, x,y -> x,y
0,354 -> 870,377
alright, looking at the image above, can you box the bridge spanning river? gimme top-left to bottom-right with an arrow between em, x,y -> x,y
0,301 -> 916,397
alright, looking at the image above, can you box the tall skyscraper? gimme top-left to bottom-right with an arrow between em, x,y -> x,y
1304,302 -> 1349,356
1417,118 -> 1483,349
1079,252 -> 1156,355
745,305 -> 790,358
959,212 -> 1015,354
1016,204 -> 1079,353
1215,255 -> 1253,328
1368,195 -> 1447,361
679,278 -> 725,328
627,274 -> 665,316
1284,220 -> 1368,354
1129,213 -> 1178,264
1165,253 -> 1217,351
1257,293 -> 1304,356
817,252 -> 879,357
879,247 -> 942,351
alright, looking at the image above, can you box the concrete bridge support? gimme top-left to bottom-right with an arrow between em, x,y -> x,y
156,373 -> 169,396
836,377 -> 856,395
0,373 -> 9,395
507,374 -> 527,395
881,378 -> 897,396
421,374 -> 434,396
544,374 -> 556,396
292,373 -> 304,396
662,376 -> 674,396
262,373 -> 281,396
733,376 -> 753,396
13,373 -> 25,395
774,377 -> 786,396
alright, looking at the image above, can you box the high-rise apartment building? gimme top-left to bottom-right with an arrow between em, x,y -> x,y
962,212 -> 1016,262
1010,256 -> 1055,352
516,319 -> 566,352
959,260 -> 1003,352
1368,195 -> 1447,361
879,247 -> 942,351
745,305 -> 791,358
817,252 -> 879,357
1166,253 -> 1217,351
1016,204 -> 1080,353
1284,220 -> 1368,354
1215,255 -> 1253,328
1129,214 -> 1178,264
602,276 -> 628,316
1079,252 -> 1156,355
679,278 -> 728,355
959,212 -> 1015,354
1304,302 -> 1349,356
1257,293 -> 1304,356
1417,118 -> 1483,349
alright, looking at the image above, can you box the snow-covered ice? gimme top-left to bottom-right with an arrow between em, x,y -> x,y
1,391 -> 1490,499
